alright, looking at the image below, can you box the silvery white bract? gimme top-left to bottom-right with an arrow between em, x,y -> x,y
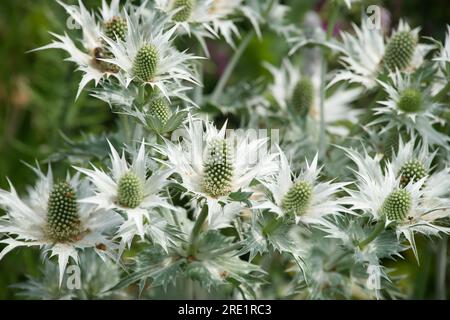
157,116 -> 278,229
0,165 -> 122,285
3,0 -> 450,300
75,141 -> 178,253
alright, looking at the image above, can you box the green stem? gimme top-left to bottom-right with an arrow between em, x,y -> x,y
262,217 -> 282,236
210,0 -> 275,103
318,5 -> 339,157
358,219 -> 385,250
318,57 -> 327,157
187,204 -> 208,256
210,30 -> 255,103
436,236 -> 447,299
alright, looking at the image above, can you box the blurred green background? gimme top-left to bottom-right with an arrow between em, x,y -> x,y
0,0 -> 449,299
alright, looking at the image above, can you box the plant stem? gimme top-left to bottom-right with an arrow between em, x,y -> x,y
318,58 -> 327,157
436,236 -> 447,299
187,204 -> 208,256
262,217 -> 282,236
358,219 -> 385,250
210,30 -> 255,104
210,0 -> 275,103
318,5 -> 339,157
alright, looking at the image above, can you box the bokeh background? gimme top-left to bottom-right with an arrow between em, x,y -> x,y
0,0 -> 449,299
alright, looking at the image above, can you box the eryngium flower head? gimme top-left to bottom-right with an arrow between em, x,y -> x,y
382,189 -> 412,222
47,181 -> 81,242
0,165 -> 121,285
104,16 -> 128,41
384,31 -> 417,71
292,77 -> 314,116
397,88 -> 422,113
282,180 -> 313,216
172,0 -> 195,22
117,172 -> 144,208
133,44 -> 159,82
202,139 -> 234,198
399,159 -> 426,188
149,97 -> 172,124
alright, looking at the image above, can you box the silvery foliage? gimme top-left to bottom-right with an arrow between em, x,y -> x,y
1,0 -> 450,300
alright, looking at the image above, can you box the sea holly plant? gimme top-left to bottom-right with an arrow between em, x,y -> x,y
0,0 -> 450,300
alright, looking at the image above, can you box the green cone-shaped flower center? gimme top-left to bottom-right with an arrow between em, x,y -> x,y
150,98 -> 172,125
384,31 -> 417,71
400,159 -> 426,187
117,172 -> 144,208
282,180 -> 313,216
383,189 -> 412,222
383,129 -> 401,160
202,139 -> 234,198
397,88 -> 422,113
292,77 -> 314,116
133,44 -> 158,82
104,16 -> 127,41
47,182 -> 81,242
173,0 -> 195,22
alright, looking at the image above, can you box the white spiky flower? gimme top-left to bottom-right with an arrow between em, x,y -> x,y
371,71 -> 449,148
254,150 -> 350,225
32,0 -> 148,98
265,58 -> 362,136
74,141 -> 175,252
0,165 -> 122,285
342,147 -> 450,259
433,25 -> 450,64
101,11 -> 200,100
157,116 -> 278,228
155,0 -> 261,50
330,19 -> 431,89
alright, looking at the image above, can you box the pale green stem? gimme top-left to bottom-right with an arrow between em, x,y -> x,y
187,204 -> 208,257
358,219 -> 385,250
318,6 -> 339,156
210,0 -> 275,103
436,237 -> 447,299
210,30 -> 255,104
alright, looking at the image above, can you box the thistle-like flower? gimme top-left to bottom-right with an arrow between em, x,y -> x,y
330,19 -> 431,89
74,141 -> 175,251
371,71 -> 449,147
342,147 -> 450,259
32,0 -> 147,98
0,165 -> 122,285
254,150 -> 349,224
433,25 -> 450,65
265,58 -> 361,135
157,116 -> 278,228
155,0 -> 261,49
101,11 -> 200,99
